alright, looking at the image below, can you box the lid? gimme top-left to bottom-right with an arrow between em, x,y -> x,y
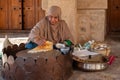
64,40 -> 72,46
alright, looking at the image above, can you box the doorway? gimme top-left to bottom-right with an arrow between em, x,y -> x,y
108,0 -> 120,35
0,0 -> 45,30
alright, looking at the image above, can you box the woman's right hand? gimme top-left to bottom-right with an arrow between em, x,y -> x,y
35,39 -> 46,46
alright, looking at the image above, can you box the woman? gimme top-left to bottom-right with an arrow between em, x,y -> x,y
26,6 -> 74,49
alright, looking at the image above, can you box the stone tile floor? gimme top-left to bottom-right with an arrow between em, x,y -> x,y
0,33 -> 120,80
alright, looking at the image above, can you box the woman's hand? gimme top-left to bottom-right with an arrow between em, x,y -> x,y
35,39 -> 46,46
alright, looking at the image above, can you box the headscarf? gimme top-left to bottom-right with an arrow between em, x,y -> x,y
47,6 -> 61,20
46,6 -> 62,43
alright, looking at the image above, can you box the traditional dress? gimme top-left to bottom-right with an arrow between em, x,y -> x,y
28,6 -> 74,46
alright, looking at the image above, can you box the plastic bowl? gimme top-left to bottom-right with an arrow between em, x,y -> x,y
55,43 -> 65,49
60,47 -> 70,54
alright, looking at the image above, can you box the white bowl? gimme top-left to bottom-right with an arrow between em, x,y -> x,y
56,43 -> 65,49
60,47 -> 70,54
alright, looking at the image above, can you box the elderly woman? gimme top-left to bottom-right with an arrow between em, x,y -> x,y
26,6 -> 74,49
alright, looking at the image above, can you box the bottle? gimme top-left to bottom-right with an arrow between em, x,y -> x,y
83,41 -> 93,50
3,35 -> 13,48
107,55 -> 115,65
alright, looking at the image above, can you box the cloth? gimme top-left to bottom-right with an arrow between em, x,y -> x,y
47,6 -> 62,20
25,41 -> 38,49
28,6 -> 74,45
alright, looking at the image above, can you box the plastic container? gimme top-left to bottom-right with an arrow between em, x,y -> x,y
60,47 -> 70,54
64,40 -> 72,47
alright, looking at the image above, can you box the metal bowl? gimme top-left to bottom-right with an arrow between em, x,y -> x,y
73,54 -> 108,71
77,61 -> 108,71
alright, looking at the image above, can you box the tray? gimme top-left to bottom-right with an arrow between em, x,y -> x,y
72,54 -> 108,71
76,61 -> 108,71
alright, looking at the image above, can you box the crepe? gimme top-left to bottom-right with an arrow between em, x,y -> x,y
28,41 -> 53,53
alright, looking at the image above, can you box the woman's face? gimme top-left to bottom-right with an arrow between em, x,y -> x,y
48,16 -> 59,25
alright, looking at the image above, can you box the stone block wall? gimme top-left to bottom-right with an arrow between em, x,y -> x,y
77,10 -> 106,42
77,0 -> 107,9
77,0 -> 108,43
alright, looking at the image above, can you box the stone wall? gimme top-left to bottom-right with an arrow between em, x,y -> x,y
42,0 -> 108,44
77,0 -> 107,9
77,0 -> 107,43
77,10 -> 106,42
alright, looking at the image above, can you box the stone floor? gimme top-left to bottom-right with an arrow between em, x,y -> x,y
0,33 -> 120,80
